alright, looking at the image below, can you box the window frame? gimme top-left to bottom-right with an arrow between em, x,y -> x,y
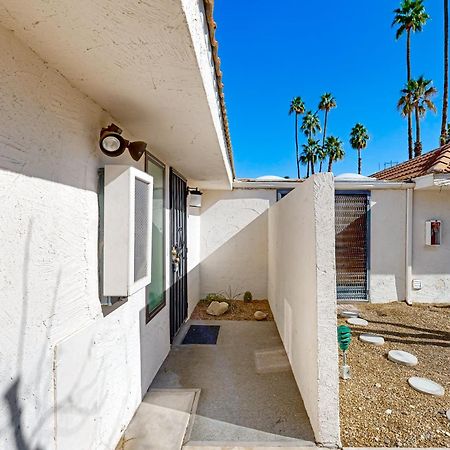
145,152 -> 167,323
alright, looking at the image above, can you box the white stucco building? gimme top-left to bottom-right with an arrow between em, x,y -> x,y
1,1 -> 450,449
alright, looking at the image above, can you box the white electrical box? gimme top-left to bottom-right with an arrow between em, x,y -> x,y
425,220 -> 441,246
412,279 -> 422,290
103,165 -> 153,296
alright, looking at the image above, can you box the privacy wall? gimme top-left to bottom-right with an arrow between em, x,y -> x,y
0,27 -> 169,450
268,174 -> 340,446
200,188 -> 277,300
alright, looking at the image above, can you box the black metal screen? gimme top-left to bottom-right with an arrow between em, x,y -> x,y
169,169 -> 188,341
335,193 -> 369,301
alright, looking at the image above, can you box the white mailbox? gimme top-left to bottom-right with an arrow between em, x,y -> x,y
103,165 -> 153,296
425,220 -> 441,246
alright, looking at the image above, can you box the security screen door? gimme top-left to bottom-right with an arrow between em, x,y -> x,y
169,169 -> 188,341
335,192 -> 370,301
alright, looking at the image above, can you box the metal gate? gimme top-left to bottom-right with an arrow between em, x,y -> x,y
335,192 -> 370,301
169,169 -> 188,341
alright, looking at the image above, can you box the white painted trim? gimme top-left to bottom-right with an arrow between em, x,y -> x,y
233,180 -> 303,189
405,188 -> 413,305
335,181 -> 415,190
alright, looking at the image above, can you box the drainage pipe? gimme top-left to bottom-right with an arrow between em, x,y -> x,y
405,188 -> 414,305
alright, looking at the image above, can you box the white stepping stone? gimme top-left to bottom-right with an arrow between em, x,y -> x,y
388,349 -> 418,367
340,310 -> 359,318
347,317 -> 368,326
408,377 -> 445,397
359,334 -> 385,346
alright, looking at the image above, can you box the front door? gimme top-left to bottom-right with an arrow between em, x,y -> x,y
169,169 -> 188,341
335,192 -> 370,301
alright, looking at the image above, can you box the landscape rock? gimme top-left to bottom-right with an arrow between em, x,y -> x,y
206,301 -> 229,316
347,317 -> 368,326
359,334 -> 385,346
254,310 -> 268,321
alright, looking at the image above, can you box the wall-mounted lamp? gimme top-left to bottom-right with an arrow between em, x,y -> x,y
188,187 -> 203,208
99,123 -> 147,161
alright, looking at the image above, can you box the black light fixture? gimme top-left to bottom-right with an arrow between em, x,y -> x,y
99,123 -> 147,161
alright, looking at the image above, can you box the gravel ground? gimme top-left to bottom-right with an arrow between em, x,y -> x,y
191,299 -> 274,321
338,302 -> 450,448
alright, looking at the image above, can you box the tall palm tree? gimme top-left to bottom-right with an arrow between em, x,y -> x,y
316,145 -> 328,172
325,136 -> 345,172
289,97 -> 305,178
318,93 -> 337,165
441,0 -> 449,145
393,0 -> 430,159
301,111 -> 321,139
398,76 -> 437,156
350,124 -> 369,175
300,138 -> 320,177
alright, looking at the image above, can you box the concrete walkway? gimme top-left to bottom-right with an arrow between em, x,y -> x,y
151,320 -> 315,447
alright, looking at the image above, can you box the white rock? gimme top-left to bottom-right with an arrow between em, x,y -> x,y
446,409 -> 450,421
375,383 -> 381,388
388,349 -> 418,367
385,409 -> 392,415
254,310 -> 268,321
359,334 -> 385,346
206,301 -> 229,316
347,317 -> 368,326
408,377 -> 445,397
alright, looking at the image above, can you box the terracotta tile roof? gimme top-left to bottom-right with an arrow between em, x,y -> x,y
371,144 -> 450,181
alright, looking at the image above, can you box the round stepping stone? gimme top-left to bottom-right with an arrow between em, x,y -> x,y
347,317 -> 368,326
359,334 -> 385,346
340,310 -> 359,318
388,349 -> 418,367
408,377 -> 445,397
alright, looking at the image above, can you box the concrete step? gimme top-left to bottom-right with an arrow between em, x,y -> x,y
183,442 -> 318,450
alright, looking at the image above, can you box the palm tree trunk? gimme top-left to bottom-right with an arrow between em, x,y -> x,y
357,149 -> 362,174
328,157 -> 333,172
414,106 -> 422,157
441,0 -> 449,145
319,160 -> 323,172
295,114 -> 300,178
306,161 -> 310,178
321,110 -> 328,173
407,28 -> 413,159
311,160 -> 315,175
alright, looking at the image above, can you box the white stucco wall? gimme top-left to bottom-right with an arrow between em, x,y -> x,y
369,190 -> 407,302
187,204 -> 201,316
199,188 -> 277,300
411,189 -> 450,303
0,26 -> 169,450
268,174 -> 340,446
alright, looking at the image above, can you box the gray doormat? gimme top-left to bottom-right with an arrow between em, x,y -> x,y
182,325 -> 220,345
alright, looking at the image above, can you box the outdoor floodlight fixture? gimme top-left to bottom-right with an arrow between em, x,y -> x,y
99,123 -> 147,161
188,187 -> 203,208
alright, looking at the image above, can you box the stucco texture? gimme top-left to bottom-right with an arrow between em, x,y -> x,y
267,174 -> 340,446
411,189 -> 450,302
199,188 -> 276,300
369,189 -> 407,302
0,26 -> 169,450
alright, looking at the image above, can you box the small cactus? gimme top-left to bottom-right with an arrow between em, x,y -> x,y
243,291 -> 253,303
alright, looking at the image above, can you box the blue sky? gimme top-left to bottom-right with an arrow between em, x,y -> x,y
214,0 -> 444,178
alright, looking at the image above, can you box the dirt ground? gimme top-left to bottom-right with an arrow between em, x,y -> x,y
338,302 -> 450,448
191,299 -> 274,321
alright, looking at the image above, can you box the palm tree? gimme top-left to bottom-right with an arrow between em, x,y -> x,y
316,145 -> 328,172
350,124 -> 369,175
393,0 -> 430,159
325,136 -> 345,172
318,93 -> 337,167
441,0 -> 449,145
301,111 -> 321,139
398,76 -> 437,156
300,138 -> 320,177
289,97 -> 305,178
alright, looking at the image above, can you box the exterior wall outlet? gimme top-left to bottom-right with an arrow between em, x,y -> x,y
103,165 -> 153,297
412,279 -> 422,290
